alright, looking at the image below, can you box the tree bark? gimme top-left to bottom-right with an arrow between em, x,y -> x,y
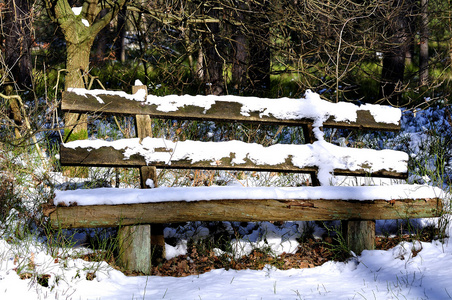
248,1 -> 271,95
116,7 -> 127,63
65,39 -> 93,89
419,0 -> 429,87
95,9 -> 109,64
63,39 -> 95,141
450,0 -> 452,66
232,33 -> 247,90
379,1 -> 411,106
3,0 -> 33,88
231,1 -> 247,91
197,47 -> 204,81
204,4 -> 224,95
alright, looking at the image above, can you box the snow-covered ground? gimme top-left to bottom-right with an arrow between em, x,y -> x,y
0,92 -> 451,299
1,225 -> 452,300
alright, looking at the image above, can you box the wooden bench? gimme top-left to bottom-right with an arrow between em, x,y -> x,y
44,85 -> 444,275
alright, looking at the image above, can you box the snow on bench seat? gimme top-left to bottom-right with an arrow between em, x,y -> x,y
55,184 -> 444,206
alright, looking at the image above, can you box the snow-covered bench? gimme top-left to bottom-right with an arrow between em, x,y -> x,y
44,85 -> 444,274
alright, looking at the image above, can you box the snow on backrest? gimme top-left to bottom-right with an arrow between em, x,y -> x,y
66,88 -> 401,128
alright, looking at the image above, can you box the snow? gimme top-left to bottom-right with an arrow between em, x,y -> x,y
67,88 -> 401,125
2,229 -> 452,299
63,137 -> 408,187
67,87 -> 146,104
81,19 -> 89,27
54,184 -> 444,206
71,7 -> 82,15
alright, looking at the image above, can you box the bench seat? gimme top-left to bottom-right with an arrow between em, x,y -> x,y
46,184 -> 443,228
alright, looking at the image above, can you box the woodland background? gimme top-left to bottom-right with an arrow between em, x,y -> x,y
1,0 -> 452,205
2,0 -> 451,116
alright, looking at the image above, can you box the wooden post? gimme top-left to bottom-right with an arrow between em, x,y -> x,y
140,165 -> 166,265
302,123 -> 320,186
302,122 -> 376,254
133,84 -> 166,264
117,84 -> 165,274
117,224 -> 151,274
343,220 -> 376,254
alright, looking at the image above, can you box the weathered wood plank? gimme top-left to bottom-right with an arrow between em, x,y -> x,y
133,84 -> 166,265
117,225 -> 151,274
343,220 -> 376,254
62,91 -> 400,131
59,145 -> 408,179
46,198 -> 442,229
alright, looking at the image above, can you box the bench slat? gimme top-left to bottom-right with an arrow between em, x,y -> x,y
62,90 -> 401,131
60,138 -> 409,179
46,185 -> 444,228
45,198 -> 442,228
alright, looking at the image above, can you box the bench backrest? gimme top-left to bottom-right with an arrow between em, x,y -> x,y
63,88 -> 401,130
60,87 -> 407,185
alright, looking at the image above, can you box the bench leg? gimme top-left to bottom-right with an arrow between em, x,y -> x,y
118,225 -> 151,274
343,220 -> 375,255
138,166 -> 166,264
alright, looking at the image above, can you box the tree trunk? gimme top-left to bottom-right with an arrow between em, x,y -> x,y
64,39 -> 95,141
95,9 -> 109,64
419,0 -> 429,87
380,52 -> 406,106
231,1 -> 247,92
3,0 -> 33,88
248,1 -> 271,95
232,34 -> 247,91
65,40 -> 93,89
448,0 -> 452,65
197,47 -> 204,81
379,1 -> 410,106
116,7 -> 127,63
3,0 -> 32,140
44,0 -> 127,141
204,6 -> 224,95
